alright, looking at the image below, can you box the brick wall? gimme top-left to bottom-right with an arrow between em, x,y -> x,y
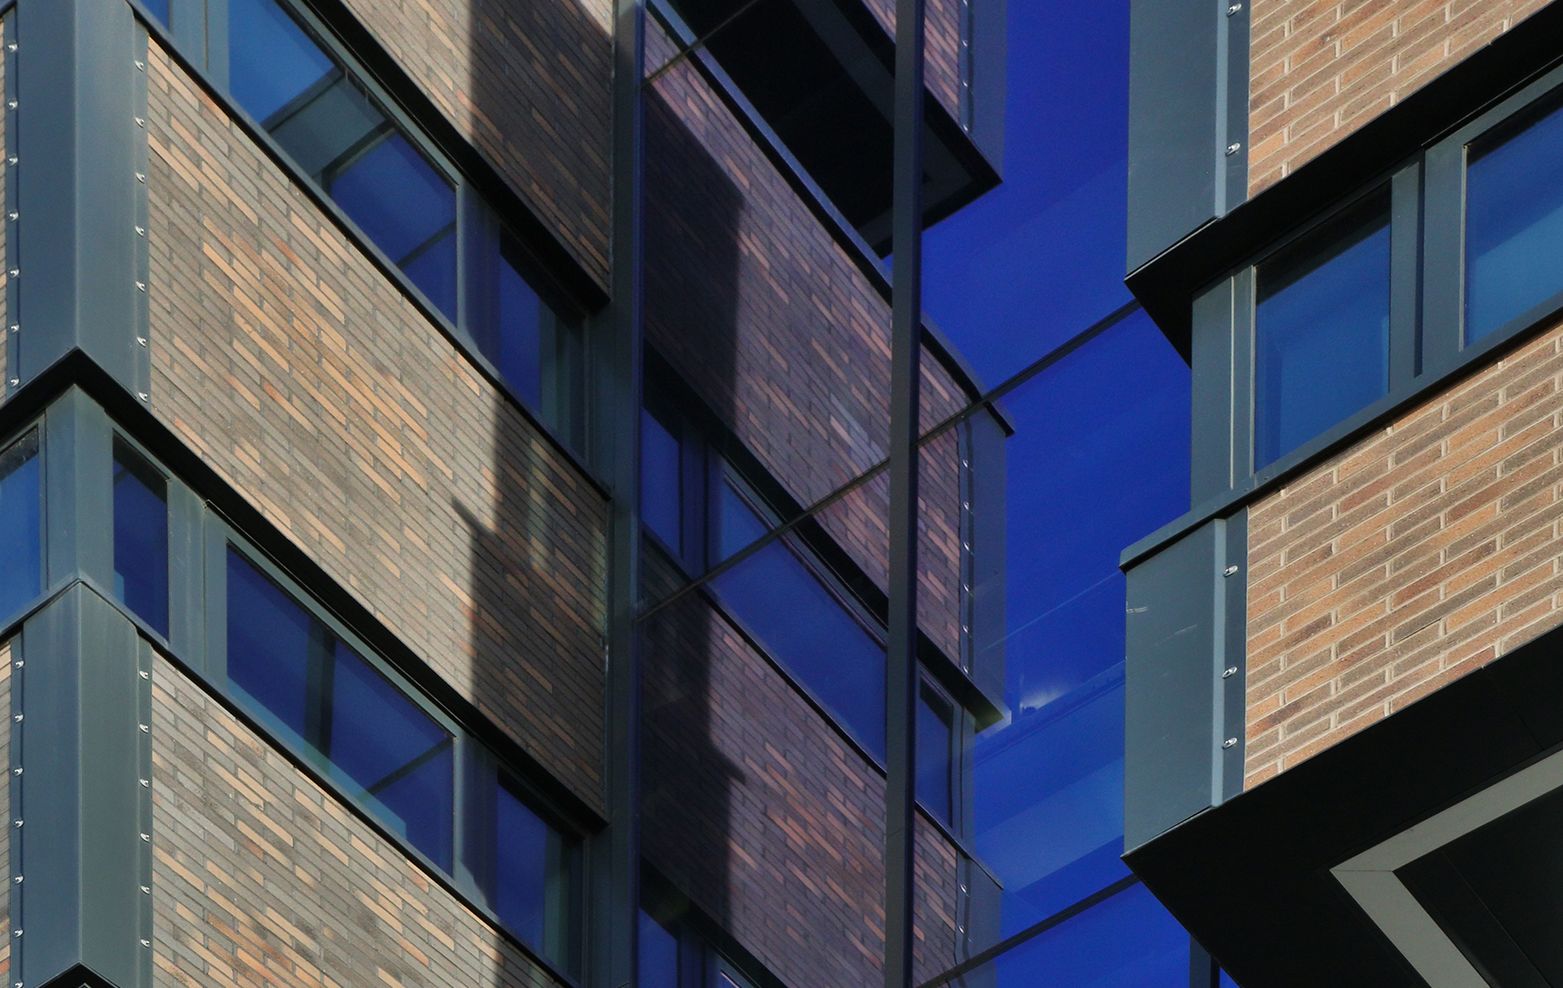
1246,315 -> 1563,786
145,42 -> 609,812
641,549 -> 963,988
644,21 -> 968,659
151,655 -> 565,987
860,0 -> 965,121
1249,0 -> 1554,194
337,0 -> 612,288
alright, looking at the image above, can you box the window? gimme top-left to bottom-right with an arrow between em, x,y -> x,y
228,0 -> 457,318
113,438 -> 170,637
638,909 -> 681,988
0,430 -> 40,619
466,762 -> 580,974
641,406 -> 685,553
1465,98 -> 1563,344
917,683 -> 956,828
1254,196 -> 1392,468
225,548 -> 455,868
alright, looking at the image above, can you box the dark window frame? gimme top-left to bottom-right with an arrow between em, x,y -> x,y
111,432 -> 172,638
0,421 -> 43,631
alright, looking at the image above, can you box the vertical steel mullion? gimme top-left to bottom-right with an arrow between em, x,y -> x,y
1189,277 -> 1239,503
1421,140 -> 1467,376
1229,269 -> 1255,482
591,0 -> 645,980
885,0 -> 925,984
1389,161 -> 1423,388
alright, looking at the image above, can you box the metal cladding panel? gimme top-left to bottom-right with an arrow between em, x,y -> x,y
1126,0 -> 1220,273
1124,520 -> 1221,852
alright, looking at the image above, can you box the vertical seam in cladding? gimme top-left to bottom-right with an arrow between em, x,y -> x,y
7,633 -> 20,983
3,11 -> 16,396
135,639 -> 152,987
132,23 -> 150,404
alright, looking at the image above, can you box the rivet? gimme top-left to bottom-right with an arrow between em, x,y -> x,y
139,832 -> 150,842
5,101 -> 14,111
140,939 -> 150,948
11,930 -> 20,939
11,821 -> 19,829
7,379 -> 16,388
135,172 -> 146,183
6,212 -> 15,222
10,768 -> 18,777
139,779 -> 150,788
134,59 -> 145,70
1225,142 -> 1242,156
1222,737 -> 1238,749
8,324 -> 16,332
138,392 -> 149,403
134,225 -> 146,237
1227,2 -> 1242,13
136,336 -> 148,348
138,723 -> 150,734
134,116 -> 145,128
7,42 -> 16,52
10,876 -> 18,885
7,269 -> 17,279
6,157 -> 16,166
135,280 -> 146,292
11,714 -> 19,724
1222,666 -> 1238,679
1223,564 -> 1239,577
11,660 -> 21,669
139,669 -> 150,678
140,885 -> 150,895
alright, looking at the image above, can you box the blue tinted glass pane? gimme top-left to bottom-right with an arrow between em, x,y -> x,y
712,475 -> 768,561
228,0 -> 335,125
1466,102 -> 1563,343
327,641 -> 453,868
328,134 -> 457,318
971,884 -> 1188,987
141,0 -> 170,27
482,243 -> 547,409
917,686 -> 953,827
924,2 -> 1132,383
641,409 -> 683,552
1221,971 -> 1241,988
113,441 -> 169,637
492,777 -> 550,947
1255,203 -> 1391,468
226,551 -> 314,740
970,312 -> 1190,937
712,482 -> 887,756
0,433 -> 41,620
638,910 -> 680,988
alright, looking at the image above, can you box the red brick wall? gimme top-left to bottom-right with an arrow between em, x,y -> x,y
1246,316 -> 1563,786
641,549 -> 964,988
336,0 -> 612,287
144,42 -> 609,812
860,0 -> 965,121
1249,0 -> 1554,194
644,21 -> 968,659
151,656 -> 565,988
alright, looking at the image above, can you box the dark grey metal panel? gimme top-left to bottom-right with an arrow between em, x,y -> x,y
1421,139 -> 1466,377
15,0 -> 142,393
1217,0 -> 1249,217
1389,162 -> 1422,387
1124,521 -> 1221,852
17,584 -> 144,988
1218,511 -> 1246,802
1126,0 -> 1220,272
966,409 -> 1006,706
166,478 -> 204,667
1189,279 -> 1235,505
965,0 -> 1005,170
43,388 -> 113,590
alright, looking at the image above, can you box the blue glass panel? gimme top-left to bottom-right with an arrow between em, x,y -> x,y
113,440 -> 169,637
971,883 -> 1189,987
227,0 -> 335,125
639,910 -> 680,988
641,408 -> 684,553
471,241 -> 547,410
711,481 -> 887,756
226,550 -> 313,740
140,0 -> 170,27
1255,201 -> 1391,468
489,775 -> 551,946
923,1 -> 1132,383
328,134 -> 457,319
1221,970 -> 1241,988
0,433 -> 40,620
917,685 -> 954,827
969,311 -> 1190,938
1466,101 -> 1563,343
326,641 -> 453,868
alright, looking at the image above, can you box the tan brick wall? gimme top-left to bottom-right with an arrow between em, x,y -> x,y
1249,0 -> 1554,194
645,21 -> 968,659
145,41 -> 609,812
151,655 -> 565,988
1246,316 -> 1563,786
861,0 -> 965,122
338,0 -> 612,287
641,549 -> 963,988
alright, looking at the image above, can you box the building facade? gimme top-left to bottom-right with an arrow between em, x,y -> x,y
1122,1 -> 1563,985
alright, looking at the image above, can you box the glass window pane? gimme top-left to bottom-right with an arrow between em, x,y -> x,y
325,640 -> 453,868
327,134 -> 457,319
0,431 -> 41,619
1221,970 -> 1241,988
638,910 -> 680,988
1466,100 -> 1563,343
113,439 -> 169,637
641,408 -> 684,553
944,883 -> 1189,987
1255,198 -> 1391,468
228,0 -> 336,125
710,481 -> 886,756
917,683 -> 954,827
225,549 -> 453,869
227,550 -> 315,740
